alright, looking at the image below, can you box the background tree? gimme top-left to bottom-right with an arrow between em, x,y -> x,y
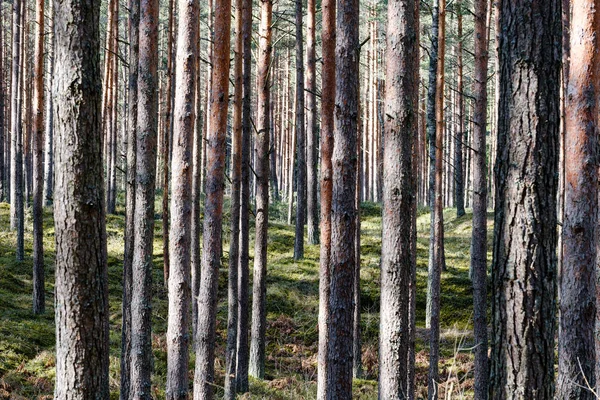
306,0 -> 319,245
32,0 -> 45,314
52,0 -> 109,396
490,0 -> 561,397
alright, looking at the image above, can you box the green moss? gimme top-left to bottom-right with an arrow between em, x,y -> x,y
0,196 -> 492,398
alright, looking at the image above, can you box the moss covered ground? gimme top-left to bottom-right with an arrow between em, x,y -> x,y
0,196 -> 492,399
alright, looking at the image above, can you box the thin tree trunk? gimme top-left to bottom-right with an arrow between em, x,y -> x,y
379,0 -> 418,396
120,1 -> 139,398
489,0 -> 561,397
53,0 -> 109,396
316,0 -> 335,394
0,0 -> 4,202
224,0 -> 244,395
471,0 -> 489,397
428,0 -> 446,397
193,0 -> 231,395
130,0 -> 160,397
293,0 -> 306,259
32,0 -> 45,315
162,0 -> 174,285
249,0 -> 272,379
557,0 -> 599,397
454,2 -> 465,217
306,0 -> 319,245
325,0 -> 359,395
165,0 -> 199,398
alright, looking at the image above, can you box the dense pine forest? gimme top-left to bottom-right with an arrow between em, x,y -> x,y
0,0 -> 595,398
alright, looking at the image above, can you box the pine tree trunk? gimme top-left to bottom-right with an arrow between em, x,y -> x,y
120,1 -> 139,398
249,0 -> 272,379
454,2 -> 465,217
53,0 -> 109,396
224,0 -> 244,396
193,0 -> 231,395
32,0 -> 45,315
306,0 -> 319,245
130,0 -> 160,397
325,0 -> 359,395
379,0 -> 418,396
489,0 -> 560,397
42,0 -> 54,207
162,0 -> 175,285
471,0 -> 490,397
293,0 -> 306,259
427,0 -> 446,397
0,5 -> 5,202
317,0 -> 335,394
557,0 -> 599,397
235,0 -> 253,391
165,1 -> 199,398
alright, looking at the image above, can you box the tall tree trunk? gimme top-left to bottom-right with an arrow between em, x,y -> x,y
162,0 -> 175,285
249,0 -> 272,379
293,0 -> 306,260
557,0 -> 599,397
193,0 -> 231,395
379,0 -> 418,396
317,0 -> 335,394
32,0 -> 45,314
120,0 -> 139,398
489,0 -> 561,398
471,0 -> 489,397
53,0 -> 109,396
454,2 -> 465,217
10,0 -> 24,263
191,5 -> 203,344
166,0 -> 199,398
225,0 -> 244,395
130,0 -> 160,397
235,0 -> 253,390
43,0 -> 54,207
353,85 -> 362,380
428,0 -> 446,397
0,1 -> 4,202
306,0 -> 319,245
425,0 -> 439,327
325,0 -> 359,395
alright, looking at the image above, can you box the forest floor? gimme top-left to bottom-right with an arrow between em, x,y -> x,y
0,196 -> 492,399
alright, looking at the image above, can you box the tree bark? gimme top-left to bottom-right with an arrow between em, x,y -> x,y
454,2 -> 465,217
120,0 -> 139,398
130,0 -> 160,397
306,0 -> 319,245
10,0 -> 24,262
43,0 -> 54,207
324,0 -> 359,395
165,0 -> 199,398
224,0 -> 244,395
489,0 -> 561,398
471,0 -> 490,398
249,0 -> 273,379
235,0 -> 253,390
32,0 -> 45,315
293,0 -> 306,260
53,0 -> 109,396
428,0 -> 446,397
317,0 -> 335,395
162,0 -> 175,285
557,0 -> 599,397
0,0 -> 5,202
379,0 -> 418,397
193,0 -> 231,395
